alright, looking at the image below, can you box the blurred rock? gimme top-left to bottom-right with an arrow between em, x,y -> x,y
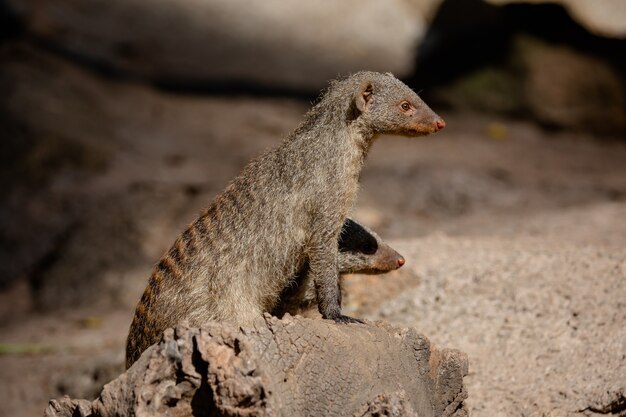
404,0 -> 446,22
517,36 -> 626,135
53,352 -> 124,401
430,35 -> 626,135
6,0 -> 426,91
432,66 -> 524,116
486,0 -> 626,38
0,43 -> 305,309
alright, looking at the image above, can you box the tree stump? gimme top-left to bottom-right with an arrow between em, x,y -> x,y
45,314 -> 468,417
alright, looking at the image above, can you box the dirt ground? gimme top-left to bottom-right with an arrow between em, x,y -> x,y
0,45 -> 625,416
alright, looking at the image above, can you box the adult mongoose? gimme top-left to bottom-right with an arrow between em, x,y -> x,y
126,218 -> 402,367
126,71 -> 444,368
274,218 -> 405,318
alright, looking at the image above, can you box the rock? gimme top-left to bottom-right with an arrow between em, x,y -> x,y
485,0 -> 626,38
429,35 -> 626,135
6,0 -> 425,90
516,36 -> 626,135
428,66 -> 525,117
44,316 -> 469,417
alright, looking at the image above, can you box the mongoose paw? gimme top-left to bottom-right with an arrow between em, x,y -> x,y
333,315 -> 365,324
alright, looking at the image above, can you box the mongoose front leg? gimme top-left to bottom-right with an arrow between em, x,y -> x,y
309,242 -> 364,324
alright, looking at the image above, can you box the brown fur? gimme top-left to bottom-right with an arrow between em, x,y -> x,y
126,71 -> 444,368
274,218 -> 405,317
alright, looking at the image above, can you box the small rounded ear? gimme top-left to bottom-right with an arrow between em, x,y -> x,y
355,80 -> 374,113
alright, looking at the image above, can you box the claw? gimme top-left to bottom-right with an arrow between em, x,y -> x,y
333,315 -> 365,324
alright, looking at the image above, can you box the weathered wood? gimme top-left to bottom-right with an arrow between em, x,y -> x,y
45,315 -> 468,417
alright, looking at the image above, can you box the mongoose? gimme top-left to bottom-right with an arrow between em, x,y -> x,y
126,71 -> 444,368
274,218 -> 405,317
127,218 -> 401,366
336,218 -> 405,275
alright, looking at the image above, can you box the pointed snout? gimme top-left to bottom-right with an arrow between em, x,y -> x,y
403,112 -> 446,136
397,256 -> 405,268
421,116 -> 445,135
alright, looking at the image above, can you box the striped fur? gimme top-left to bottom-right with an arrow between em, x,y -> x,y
126,72 -> 444,368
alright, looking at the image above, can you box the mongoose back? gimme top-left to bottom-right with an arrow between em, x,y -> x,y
126,71 -> 444,368
274,218 -> 405,317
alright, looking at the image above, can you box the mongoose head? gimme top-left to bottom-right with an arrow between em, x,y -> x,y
351,71 -> 445,137
338,219 -> 405,274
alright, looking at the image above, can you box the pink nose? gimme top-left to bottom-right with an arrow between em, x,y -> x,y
435,119 -> 446,130
397,257 -> 405,268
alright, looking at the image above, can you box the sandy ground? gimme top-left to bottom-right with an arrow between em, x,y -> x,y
0,45 -> 625,416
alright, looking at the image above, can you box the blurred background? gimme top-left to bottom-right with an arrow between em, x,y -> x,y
1,1 -> 625,416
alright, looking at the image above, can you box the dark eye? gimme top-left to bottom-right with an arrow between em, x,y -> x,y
362,243 -> 377,255
400,102 -> 411,112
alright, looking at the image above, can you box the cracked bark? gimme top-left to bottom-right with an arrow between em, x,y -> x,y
45,314 -> 468,417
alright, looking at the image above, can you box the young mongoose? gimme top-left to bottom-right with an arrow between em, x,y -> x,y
274,218 -> 405,317
126,71 -> 444,368
336,219 -> 405,275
